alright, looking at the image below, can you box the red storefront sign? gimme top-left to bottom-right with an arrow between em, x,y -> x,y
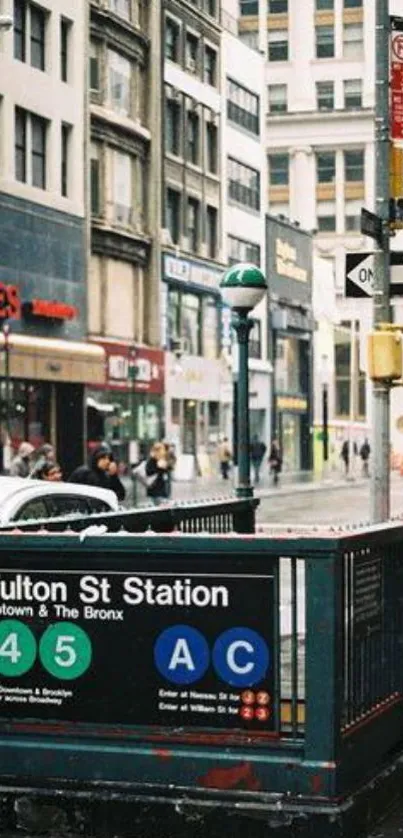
94,342 -> 165,394
391,25 -> 403,140
0,284 -> 21,320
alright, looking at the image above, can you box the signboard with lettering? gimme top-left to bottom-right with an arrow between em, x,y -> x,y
266,215 -> 312,306
0,555 -> 275,734
353,555 -> 383,636
0,284 -> 20,320
163,254 -> 224,293
92,342 -> 164,394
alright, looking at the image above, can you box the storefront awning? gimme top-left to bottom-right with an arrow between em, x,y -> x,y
0,334 -> 105,385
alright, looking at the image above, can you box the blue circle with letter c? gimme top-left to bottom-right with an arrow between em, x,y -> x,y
212,627 -> 269,688
154,625 -> 210,685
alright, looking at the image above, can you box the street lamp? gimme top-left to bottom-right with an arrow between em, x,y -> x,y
220,263 -> 267,499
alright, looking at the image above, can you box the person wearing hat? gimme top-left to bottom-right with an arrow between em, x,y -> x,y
10,442 -> 35,478
68,443 -> 125,501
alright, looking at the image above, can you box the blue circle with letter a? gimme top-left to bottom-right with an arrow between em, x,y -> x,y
154,625 -> 210,685
212,627 -> 269,688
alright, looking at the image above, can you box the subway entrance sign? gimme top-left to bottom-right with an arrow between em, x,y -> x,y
0,555 -> 275,733
345,251 -> 403,297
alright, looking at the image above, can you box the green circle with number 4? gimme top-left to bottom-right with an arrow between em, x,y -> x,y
0,620 -> 37,676
39,622 -> 92,680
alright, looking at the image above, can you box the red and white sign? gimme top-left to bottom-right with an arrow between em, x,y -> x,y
93,341 -> 165,395
391,23 -> 403,140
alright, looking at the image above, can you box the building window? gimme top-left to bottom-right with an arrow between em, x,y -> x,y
227,78 -> 260,134
61,123 -> 71,197
15,107 -> 27,183
206,205 -> 218,259
344,79 -> 362,109
187,110 -> 200,165
335,322 -> 365,420
166,188 -> 181,244
268,29 -> 288,61
90,143 -> 101,215
202,297 -> 219,360
89,41 -> 100,91
317,212 -> 336,232
14,0 -> 26,62
316,81 -> 334,111
112,150 -> 132,226
181,293 -> 202,355
60,18 -> 71,82
345,201 -> 361,231
107,50 -> 131,116
30,3 -> 46,70
239,31 -> 259,50
316,151 -> 336,183
165,17 -> 180,63
249,320 -> 262,360
316,0 -> 334,7
204,0 -> 217,17
344,0 -> 362,6
344,149 -> 364,181
166,98 -> 181,156
186,32 -> 199,73
228,157 -> 260,210
343,23 -> 363,60
187,197 -> 200,252
206,121 -> 218,173
204,45 -> 217,86
31,114 -> 46,188
268,84 -> 287,113
268,0 -> 288,10
240,0 -> 258,14
316,25 -> 334,58
268,152 -> 289,185
228,234 -> 260,266
109,0 -> 131,20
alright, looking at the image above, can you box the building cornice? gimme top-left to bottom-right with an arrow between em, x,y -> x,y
91,223 -> 151,266
267,107 -> 374,126
90,6 -> 148,64
91,109 -> 150,157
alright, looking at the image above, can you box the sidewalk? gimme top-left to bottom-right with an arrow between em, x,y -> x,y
122,468 -> 372,507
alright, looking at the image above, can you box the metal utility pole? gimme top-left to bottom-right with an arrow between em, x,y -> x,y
371,0 -> 391,523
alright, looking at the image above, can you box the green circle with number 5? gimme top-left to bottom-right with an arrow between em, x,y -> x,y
39,622 -> 92,680
0,620 -> 37,676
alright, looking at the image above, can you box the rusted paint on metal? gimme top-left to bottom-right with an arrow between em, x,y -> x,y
198,761 -> 261,791
311,774 -> 324,794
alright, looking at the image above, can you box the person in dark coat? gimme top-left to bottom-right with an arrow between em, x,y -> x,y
145,442 -> 169,504
250,435 -> 267,484
268,438 -> 282,486
68,443 -> 125,501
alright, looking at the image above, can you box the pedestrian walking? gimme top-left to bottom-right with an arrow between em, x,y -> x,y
68,443 -> 125,501
29,442 -> 56,478
359,438 -> 371,477
145,442 -> 169,505
250,435 -> 266,484
163,442 -> 176,499
9,442 -> 35,478
340,440 -> 349,476
218,437 -> 231,480
268,438 -> 282,486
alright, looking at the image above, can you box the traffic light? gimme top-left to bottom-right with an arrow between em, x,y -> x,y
367,328 -> 403,380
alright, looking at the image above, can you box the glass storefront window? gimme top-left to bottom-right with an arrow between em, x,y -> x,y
182,293 -> 201,355
167,289 -> 180,346
275,337 -> 301,393
203,297 -> 219,359
1,380 -> 50,451
281,413 -> 300,472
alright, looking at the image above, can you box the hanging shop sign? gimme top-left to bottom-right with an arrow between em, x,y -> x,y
94,341 -> 165,394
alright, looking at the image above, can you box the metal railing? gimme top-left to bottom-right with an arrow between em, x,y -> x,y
0,496 -> 258,535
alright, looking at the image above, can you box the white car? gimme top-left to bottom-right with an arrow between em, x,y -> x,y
0,477 -> 119,526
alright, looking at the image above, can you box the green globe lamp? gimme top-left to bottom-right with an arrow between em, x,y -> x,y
220,263 -> 267,500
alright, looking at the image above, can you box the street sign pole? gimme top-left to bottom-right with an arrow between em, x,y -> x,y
371,0 -> 391,523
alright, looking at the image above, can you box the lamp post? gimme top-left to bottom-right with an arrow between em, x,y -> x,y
220,263 -> 267,499
320,353 -> 330,477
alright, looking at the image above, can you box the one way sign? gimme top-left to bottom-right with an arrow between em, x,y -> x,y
345,252 -> 403,297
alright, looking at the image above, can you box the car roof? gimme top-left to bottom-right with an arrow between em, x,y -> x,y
0,476 -> 118,509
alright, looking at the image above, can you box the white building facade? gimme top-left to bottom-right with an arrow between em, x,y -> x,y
222,0 -> 271,448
